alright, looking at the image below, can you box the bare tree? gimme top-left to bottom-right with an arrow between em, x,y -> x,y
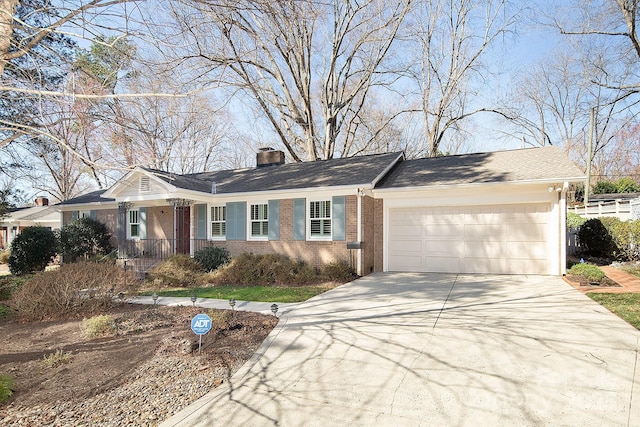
552,0 -> 640,96
106,70 -> 231,174
406,0 -> 520,157
163,0 -> 411,161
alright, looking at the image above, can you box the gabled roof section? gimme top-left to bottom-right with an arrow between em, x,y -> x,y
140,168 -> 213,194
57,190 -> 115,206
149,152 -> 403,195
376,146 -> 585,189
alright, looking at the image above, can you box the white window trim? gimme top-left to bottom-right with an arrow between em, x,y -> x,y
307,199 -> 332,241
127,208 -> 140,240
79,210 -> 92,219
209,204 -> 227,241
248,202 -> 269,241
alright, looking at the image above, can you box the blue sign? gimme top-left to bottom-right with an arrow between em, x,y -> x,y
191,313 -> 212,335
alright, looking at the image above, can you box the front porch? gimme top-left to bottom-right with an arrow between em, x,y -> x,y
118,238 -> 215,276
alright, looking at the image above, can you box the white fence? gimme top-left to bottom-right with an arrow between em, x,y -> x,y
567,228 -> 580,256
569,199 -> 639,221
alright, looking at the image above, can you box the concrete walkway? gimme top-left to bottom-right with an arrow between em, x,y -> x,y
129,295 -> 299,316
160,273 -> 640,427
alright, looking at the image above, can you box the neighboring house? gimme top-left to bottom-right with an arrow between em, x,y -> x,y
0,198 -> 61,249
58,146 -> 585,276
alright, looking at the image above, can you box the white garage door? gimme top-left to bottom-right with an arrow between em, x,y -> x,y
388,204 -> 550,274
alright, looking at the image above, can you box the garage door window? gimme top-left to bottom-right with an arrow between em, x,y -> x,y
309,200 -> 331,239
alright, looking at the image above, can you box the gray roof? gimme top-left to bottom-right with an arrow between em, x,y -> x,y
145,152 -> 403,194
58,190 -> 115,205
377,146 -> 585,189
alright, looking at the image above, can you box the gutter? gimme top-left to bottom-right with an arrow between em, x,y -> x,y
372,176 -> 587,194
560,182 -> 569,275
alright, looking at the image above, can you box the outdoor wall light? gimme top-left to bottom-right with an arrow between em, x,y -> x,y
191,294 -> 197,307
229,298 -> 236,310
152,293 -> 158,305
271,303 -> 278,316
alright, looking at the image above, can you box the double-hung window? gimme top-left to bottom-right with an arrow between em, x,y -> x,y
211,206 -> 226,238
128,209 -> 140,239
309,200 -> 331,238
250,203 -> 268,238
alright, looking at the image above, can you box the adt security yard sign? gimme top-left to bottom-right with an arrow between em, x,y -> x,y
191,313 -> 212,353
191,314 -> 212,335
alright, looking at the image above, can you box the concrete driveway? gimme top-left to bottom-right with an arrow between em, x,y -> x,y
161,273 -> 640,427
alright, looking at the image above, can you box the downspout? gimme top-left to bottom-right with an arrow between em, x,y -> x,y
356,188 -> 363,276
560,182 -> 569,275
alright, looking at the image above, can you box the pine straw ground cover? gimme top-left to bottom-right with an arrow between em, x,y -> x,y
0,303 -> 278,426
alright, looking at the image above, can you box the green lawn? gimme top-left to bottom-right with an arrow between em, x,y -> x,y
587,293 -> 640,330
621,264 -> 640,279
141,285 -> 337,303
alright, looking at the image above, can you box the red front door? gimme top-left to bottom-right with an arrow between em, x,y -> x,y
175,206 -> 191,254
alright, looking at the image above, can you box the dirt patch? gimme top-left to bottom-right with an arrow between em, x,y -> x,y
564,274 -> 621,289
0,303 -> 278,425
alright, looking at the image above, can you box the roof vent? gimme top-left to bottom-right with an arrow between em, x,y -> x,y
256,148 -> 285,167
211,181 -> 217,194
140,175 -> 150,192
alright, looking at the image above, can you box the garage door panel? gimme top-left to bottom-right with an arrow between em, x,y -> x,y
506,259 -> 547,274
507,224 -> 546,241
425,224 -> 463,237
464,241 -> 505,258
465,224 -> 503,239
389,239 -> 422,252
388,204 -> 550,274
427,209 -> 463,224
507,242 -> 547,260
424,240 -> 461,256
391,225 -> 422,236
389,254 -> 423,271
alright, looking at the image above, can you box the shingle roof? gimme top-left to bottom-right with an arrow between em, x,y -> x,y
376,146 -> 585,189
145,152 -> 404,194
58,190 -> 115,205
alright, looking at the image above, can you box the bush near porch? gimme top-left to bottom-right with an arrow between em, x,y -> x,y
145,252 -> 356,288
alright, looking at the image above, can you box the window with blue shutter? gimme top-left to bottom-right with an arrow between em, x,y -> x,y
138,207 -> 147,239
332,196 -> 346,241
226,202 -> 246,240
195,204 -> 207,239
293,199 -> 305,241
268,200 -> 280,240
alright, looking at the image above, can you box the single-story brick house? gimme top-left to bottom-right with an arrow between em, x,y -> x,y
1,198 -> 60,250
57,146 -> 585,276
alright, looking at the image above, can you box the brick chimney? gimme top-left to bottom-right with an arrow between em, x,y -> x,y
256,147 -> 285,167
35,197 -> 49,206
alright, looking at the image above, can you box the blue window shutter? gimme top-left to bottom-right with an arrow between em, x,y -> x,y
332,196 -> 346,241
139,207 -> 147,239
72,211 -> 79,221
226,202 -> 246,240
293,199 -> 306,240
117,206 -> 126,241
89,210 -> 97,220
195,204 -> 207,239
268,200 -> 280,240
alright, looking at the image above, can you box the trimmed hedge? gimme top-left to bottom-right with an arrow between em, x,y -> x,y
194,246 -> 230,272
8,226 -> 58,275
60,217 -> 113,262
